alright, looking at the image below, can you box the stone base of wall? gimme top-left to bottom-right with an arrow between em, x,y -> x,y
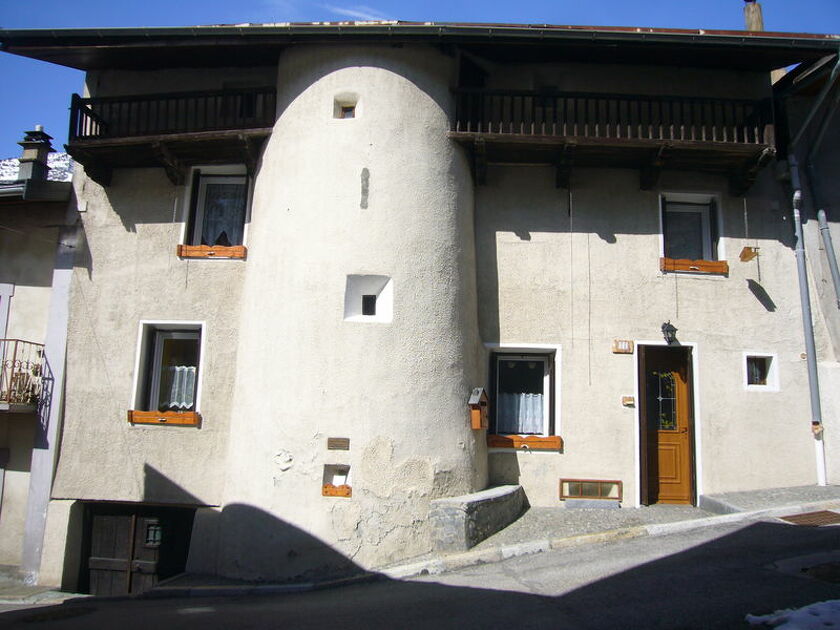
429,485 -> 527,553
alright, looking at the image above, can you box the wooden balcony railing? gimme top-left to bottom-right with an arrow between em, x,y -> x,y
0,339 -> 44,408
69,87 -> 277,141
452,89 -> 774,145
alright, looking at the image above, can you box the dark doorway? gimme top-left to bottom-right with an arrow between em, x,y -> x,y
638,345 -> 695,505
79,502 -> 195,596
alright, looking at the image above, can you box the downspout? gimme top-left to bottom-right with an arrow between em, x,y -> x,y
817,209 -> 840,310
803,83 -> 840,310
786,51 -> 840,486
789,163 -> 826,485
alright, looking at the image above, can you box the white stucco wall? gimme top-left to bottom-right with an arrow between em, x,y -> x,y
52,168 -> 245,506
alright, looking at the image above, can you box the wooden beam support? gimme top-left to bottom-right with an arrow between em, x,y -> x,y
238,133 -> 263,176
65,146 -> 112,187
729,147 -> 775,196
153,142 -> 185,186
473,138 -> 487,185
555,144 -> 575,189
640,144 -> 668,190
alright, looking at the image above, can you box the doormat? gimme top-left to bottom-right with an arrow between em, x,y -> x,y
780,510 -> 840,526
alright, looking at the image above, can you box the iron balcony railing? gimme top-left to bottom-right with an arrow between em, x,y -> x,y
0,339 -> 45,407
69,87 -> 277,141
452,89 -> 775,145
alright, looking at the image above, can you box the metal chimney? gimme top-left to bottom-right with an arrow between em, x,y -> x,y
17,125 -> 53,182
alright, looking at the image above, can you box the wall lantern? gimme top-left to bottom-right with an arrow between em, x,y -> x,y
661,321 -> 678,345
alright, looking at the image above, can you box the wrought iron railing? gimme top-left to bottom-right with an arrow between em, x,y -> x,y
0,339 -> 45,407
452,89 -> 774,145
69,87 -> 277,141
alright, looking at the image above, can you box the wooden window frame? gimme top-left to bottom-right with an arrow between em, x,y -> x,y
129,322 -> 203,428
660,194 -> 728,276
178,166 -> 250,260
487,350 -> 561,450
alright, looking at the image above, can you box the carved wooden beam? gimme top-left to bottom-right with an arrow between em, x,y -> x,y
238,133 -> 263,176
640,144 -> 668,190
729,147 -> 775,197
65,146 -> 112,187
153,142 -> 185,186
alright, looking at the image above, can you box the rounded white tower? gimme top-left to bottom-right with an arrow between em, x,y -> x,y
218,44 -> 484,579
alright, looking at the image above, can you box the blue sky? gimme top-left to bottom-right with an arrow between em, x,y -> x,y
1,0 -> 838,157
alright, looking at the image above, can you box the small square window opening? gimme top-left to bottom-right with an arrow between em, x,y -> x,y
362,294 -> 377,316
343,275 -> 392,323
744,353 -> 778,391
341,105 -> 356,119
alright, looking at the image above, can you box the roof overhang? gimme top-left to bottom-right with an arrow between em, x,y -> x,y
0,179 -> 71,202
1,22 -> 838,72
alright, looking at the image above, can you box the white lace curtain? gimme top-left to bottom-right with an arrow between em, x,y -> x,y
497,392 -> 543,434
164,365 -> 196,410
202,182 -> 246,247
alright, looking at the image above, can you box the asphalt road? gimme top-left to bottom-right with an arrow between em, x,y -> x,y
1,517 -> 838,629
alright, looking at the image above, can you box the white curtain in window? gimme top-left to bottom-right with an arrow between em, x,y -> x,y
497,392 -> 543,434
202,183 -> 246,247
165,365 -> 196,410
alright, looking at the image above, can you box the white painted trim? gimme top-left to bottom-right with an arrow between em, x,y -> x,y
483,342 -> 562,436
130,320 -> 207,413
633,340 -> 702,509
0,283 -> 14,338
742,351 -> 780,392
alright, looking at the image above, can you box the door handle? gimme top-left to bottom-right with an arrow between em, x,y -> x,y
679,428 -> 689,434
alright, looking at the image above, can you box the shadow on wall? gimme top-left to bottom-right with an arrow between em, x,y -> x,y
23,516 -> 840,628
156,464 -> 368,583
475,167 -> 792,342
143,464 -> 364,583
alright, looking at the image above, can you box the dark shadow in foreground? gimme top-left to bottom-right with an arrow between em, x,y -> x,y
5,465 -> 839,628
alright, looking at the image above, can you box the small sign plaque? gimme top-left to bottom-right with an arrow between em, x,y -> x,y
612,339 -> 634,354
327,437 -> 350,451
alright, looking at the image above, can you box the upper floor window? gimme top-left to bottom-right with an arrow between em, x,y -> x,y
660,193 -> 728,275
178,165 -> 250,260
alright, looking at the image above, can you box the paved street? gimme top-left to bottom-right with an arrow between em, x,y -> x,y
0,517 -> 838,629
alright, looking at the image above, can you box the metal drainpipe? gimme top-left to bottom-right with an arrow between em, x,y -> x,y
817,209 -> 840,309
804,82 -> 840,310
789,158 -> 827,485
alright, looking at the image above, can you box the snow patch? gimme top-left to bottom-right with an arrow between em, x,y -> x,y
0,153 -> 73,182
748,600 -> 840,629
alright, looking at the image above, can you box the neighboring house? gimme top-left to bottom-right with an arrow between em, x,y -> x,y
0,129 -> 72,576
0,21 -> 838,594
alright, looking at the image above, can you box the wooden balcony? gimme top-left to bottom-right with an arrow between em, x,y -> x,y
66,87 -> 277,186
449,89 -> 775,194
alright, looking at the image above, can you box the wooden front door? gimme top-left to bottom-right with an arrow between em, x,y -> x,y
84,504 -> 195,596
639,346 -> 694,505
